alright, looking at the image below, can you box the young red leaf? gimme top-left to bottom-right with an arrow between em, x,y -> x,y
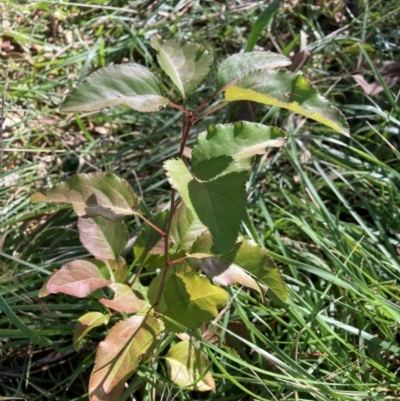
166,340 -> 215,392
100,283 -> 146,313
89,315 -> 162,401
46,260 -> 111,298
38,270 -> 57,298
31,173 -> 140,221
73,312 -> 110,351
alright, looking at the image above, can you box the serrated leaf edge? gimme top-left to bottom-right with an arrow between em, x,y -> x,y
151,37 -> 213,99
217,51 -> 292,92
60,63 -> 168,113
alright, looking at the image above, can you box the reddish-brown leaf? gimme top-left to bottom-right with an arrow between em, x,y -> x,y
100,283 -> 145,313
31,172 -> 140,221
47,260 -> 111,298
38,270 -> 57,298
89,316 -> 162,401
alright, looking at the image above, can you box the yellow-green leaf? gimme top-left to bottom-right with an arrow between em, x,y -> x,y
166,340 -> 215,392
148,263 -> 229,331
225,70 -> 349,136
73,312 -> 110,351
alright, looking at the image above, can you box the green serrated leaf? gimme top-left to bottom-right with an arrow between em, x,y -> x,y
170,202 -> 207,250
164,156 -> 247,254
166,340 -> 215,392
61,64 -> 169,112
149,263 -> 228,331
73,312 -> 110,351
217,51 -> 291,91
89,316 -> 162,401
192,122 -> 286,169
151,37 -> 213,99
31,173 -> 140,221
187,232 -> 287,303
225,69 -> 349,136
78,216 -> 128,261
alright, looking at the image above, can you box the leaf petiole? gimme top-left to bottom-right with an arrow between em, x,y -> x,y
138,214 -> 166,237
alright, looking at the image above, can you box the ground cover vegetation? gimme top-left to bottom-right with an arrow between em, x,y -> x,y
1,1 -> 400,400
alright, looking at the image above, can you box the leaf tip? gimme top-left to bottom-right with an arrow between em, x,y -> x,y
31,192 -> 46,203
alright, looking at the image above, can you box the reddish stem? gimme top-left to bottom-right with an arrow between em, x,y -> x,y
153,112 -> 194,311
167,255 -> 187,267
192,91 -> 218,115
138,214 -> 166,237
192,101 -> 227,125
168,100 -> 192,116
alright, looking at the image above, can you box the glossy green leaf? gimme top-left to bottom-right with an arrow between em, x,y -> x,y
187,232 -> 287,303
148,263 -> 228,331
225,70 -> 349,136
78,216 -> 128,261
170,202 -> 207,250
73,312 -> 110,351
89,315 -> 162,401
47,259 -> 111,298
31,173 -> 140,221
192,122 -> 287,169
166,340 -> 215,392
151,37 -> 213,99
60,64 -> 169,112
100,283 -> 145,313
164,156 -> 247,254
217,51 -> 291,91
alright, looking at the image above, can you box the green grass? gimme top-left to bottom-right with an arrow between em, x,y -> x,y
1,0 -> 400,400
